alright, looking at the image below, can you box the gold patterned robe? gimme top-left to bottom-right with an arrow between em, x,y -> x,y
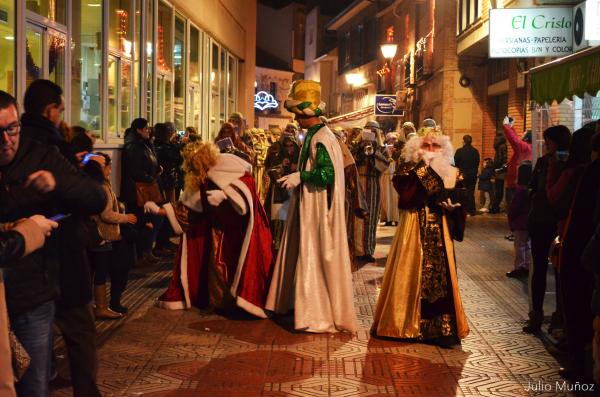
371,161 -> 469,341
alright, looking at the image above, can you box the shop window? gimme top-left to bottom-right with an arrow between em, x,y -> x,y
190,26 -> 200,85
227,55 -> 237,117
26,0 -> 66,25
157,1 -> 172,74
457,0 -> 482,35
188,25 -> 201,132
133,0 -> 140,117
174,15 -> 185,131
109,0 -> 133,57
210,42 -> 219,138
146,0 -> 153,122
71,0 -> 102,136
220,49 -> 226,125
0,0 -> 15,94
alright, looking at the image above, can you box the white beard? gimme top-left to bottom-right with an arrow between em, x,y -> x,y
429,154 -> 458,189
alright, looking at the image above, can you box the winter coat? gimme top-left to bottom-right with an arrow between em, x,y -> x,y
454,143 -> 480,183
527,154 -> 558,229
502,125 -> 532,188
0,137 -> 106,315
478,166 -> 494,192
493,135 -> 508,180
120,130 -> 161,206
508,185 -> 530,231
155,142 -> 183,191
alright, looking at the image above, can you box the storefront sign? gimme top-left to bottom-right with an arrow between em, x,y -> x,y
489,8 -> 573,58
254,91 -> 278,111
374,95 -> 404,116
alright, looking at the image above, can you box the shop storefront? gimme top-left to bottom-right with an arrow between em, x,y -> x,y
529,45 -> 600,159
0,0 -> 254,144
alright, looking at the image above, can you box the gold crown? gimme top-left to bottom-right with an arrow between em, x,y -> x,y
416,126 -> 443,137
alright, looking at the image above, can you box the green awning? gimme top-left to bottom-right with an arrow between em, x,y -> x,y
530,46 -> 600,104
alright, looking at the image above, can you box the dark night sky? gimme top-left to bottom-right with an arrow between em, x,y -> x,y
258,0 -> 355,16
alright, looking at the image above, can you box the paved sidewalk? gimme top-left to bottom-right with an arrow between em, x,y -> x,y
51,215 -> 579,397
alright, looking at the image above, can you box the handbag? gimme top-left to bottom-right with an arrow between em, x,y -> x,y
134,181 -> 165,207
8,328 -> 30,381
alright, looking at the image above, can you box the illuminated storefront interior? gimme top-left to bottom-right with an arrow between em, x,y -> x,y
1,0 -> 240,142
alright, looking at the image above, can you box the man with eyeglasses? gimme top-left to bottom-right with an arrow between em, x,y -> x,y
0,89 -> 106,397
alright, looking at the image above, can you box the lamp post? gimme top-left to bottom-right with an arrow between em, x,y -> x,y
378,26 -> 397,93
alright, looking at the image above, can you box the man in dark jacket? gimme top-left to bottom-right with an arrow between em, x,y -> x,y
454,134 -> 480,215
21,80 -> 106,396
490,134 -> 508,213
0,90 -> 106,396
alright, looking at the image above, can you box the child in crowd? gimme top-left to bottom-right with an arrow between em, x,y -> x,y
478,158 -> 494,213
506,161 -> 533,278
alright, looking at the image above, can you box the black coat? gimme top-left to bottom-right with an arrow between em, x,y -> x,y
120,131 -> 161,206
0,137 -> 107,315
155,142 -> 182,190
0,231 -> 25,266
454,144 -> 480,182
527,154 -> 558,228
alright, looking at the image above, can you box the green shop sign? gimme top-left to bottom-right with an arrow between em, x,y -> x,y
531,46 -> 600,104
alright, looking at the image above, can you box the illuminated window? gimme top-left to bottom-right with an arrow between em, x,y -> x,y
71,0 -> 102,136
0,1 -> 15,94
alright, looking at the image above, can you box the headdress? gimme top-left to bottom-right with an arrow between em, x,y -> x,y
364,120 -> 380,130
284,80 -> 326,117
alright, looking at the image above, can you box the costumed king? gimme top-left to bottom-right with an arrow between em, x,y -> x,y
146,141 -> 274,318
265,80 -> 358,333
371,122 -> 469,347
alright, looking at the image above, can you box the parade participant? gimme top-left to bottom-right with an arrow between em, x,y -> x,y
380,132 -> 400,226
401,121 -> 417,140
266,80 -> 358,333
215,122 -> 254,164
264,134 -> 300,253
228,112 -> 253,150
371,123 -> 469,347
253,130 -> 269,201
352,121 -> 390,262
332,126 -> 368,266
149,141 -> 274,317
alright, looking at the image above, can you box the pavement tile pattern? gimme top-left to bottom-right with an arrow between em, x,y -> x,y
50,216 -> 581,396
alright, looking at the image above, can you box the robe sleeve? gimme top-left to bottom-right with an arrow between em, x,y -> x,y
300,143 -> 334,188
393,161 -> 442,209
444,173 -> 468,242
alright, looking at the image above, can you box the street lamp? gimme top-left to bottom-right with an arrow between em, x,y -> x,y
380,27 -> 397,60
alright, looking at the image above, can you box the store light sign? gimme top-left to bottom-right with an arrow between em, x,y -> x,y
254,91 -> 278,111
489,8 -> 573,58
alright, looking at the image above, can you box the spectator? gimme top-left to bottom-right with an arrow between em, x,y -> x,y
454,134 -> 481,215
1,216 -> 57,397
215,122 -> 254,163
490,134 -> 508,213
0,89 -> 106,397
558,130 -> 600,381
120,118 -> 165,266
502,118 -> 532,206
506,161 -> 532,278
524,125 -> 571,334
153,123 -> 183,255
20,80 -> 108,396
83,153 -> 137,319
478,158 -> 494,213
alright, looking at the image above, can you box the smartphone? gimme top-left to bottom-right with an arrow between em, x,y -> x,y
49,213 -> 71,222
556,150 -> 569,161
177,130 -> 185,137
82,153 -> 96,165
508,116 -> 514,124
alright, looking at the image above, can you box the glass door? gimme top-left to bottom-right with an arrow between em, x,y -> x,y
188,84 -> 201,132
25,24 -> 44,89
156,73 -> 173,123
25,23 -> 66,92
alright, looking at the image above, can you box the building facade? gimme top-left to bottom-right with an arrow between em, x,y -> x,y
0,0 -> 256,144
254,65 -> 294,130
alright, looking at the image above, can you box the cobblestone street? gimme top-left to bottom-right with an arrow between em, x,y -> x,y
50,215 -> 578,397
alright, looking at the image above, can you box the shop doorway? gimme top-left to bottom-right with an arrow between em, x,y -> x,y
25,22 -> 66,92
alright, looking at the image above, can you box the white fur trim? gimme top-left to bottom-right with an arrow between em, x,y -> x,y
236,296 -> 268,318
163,203 -> 183,235
180,189 -> 203,213
180,234 -> 191,309
227,179 -> 255,304
222,185 -> 247,215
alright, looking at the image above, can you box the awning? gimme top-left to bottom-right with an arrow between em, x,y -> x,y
326,106 -> 374,129
530,45 -> 600,104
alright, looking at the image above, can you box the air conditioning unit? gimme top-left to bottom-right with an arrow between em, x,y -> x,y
573,2 -> 600,53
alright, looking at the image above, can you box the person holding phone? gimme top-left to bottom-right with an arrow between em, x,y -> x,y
501,116 -> 532,207
214,122 -> 254,164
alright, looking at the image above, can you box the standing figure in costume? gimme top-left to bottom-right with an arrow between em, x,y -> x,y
380,132 -> 401,226
264,135 -> 300,253
149,142 -> 274,317
215,122 -> 254,164
253,130 -> 270,201
332,126 -> 368,267
371,125 -> 470,347
352,121 -> 390,262
266,80 -> 358,333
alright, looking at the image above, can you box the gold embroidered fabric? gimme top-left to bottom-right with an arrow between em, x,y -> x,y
420,211 -> 448,304
414,162 -> 443,195
420,314 -> 456,339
